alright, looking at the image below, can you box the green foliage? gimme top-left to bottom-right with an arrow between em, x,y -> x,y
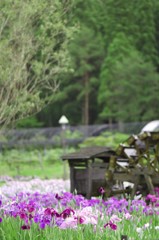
51,130 -> 84,147
98,32 -> 135,120
37,0 -> 159,126
1,149 -> 40,174
0,134 -> 7,142
79,132 -> 129,149
99,31 -> 159,122
101,0 -> 157,63
43,148 -> 63,164
0,144 -> 77,179
1,0 -> 159,126
16,116 -> 44,128
0,148 -> 71,178
65,129 -> 84,139
39,0 -> 106,125
0,0 -> 74,127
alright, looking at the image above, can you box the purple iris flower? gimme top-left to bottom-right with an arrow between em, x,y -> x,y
99,187 -> 105,195
19,212 -> 27,220
104,221 -> 117,230
34,216 -> 39,223
55,194 -> 63,200
60,208 -> 75,219
44,208 -> 60,217
40,221 -> 45,229
21,224 -> 30,230
27,205 -> 35,213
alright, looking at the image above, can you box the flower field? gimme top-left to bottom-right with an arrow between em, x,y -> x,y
0,179 -> 159,240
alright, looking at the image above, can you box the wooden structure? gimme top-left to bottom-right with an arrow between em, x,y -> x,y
62,147 -> 115,198
105,131 -> 159,198
63,131 -> 159,199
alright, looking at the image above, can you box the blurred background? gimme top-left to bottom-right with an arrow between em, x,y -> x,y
1,0 -> 159,181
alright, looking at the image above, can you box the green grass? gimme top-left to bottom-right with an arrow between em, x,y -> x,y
0,161 -> 62,179
0,214 -> 159,240
19,162 -> 65,179
0,157 -> 69,179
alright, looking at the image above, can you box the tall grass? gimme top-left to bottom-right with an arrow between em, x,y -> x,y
0,148 -> 71,179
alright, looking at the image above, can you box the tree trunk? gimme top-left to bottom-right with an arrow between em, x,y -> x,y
83,72 -> 89,125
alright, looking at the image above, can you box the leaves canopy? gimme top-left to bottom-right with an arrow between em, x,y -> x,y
0,0 -> 73,127
2,0 -> 159,127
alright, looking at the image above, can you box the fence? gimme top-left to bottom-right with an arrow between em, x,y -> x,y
0,122 -> 147,150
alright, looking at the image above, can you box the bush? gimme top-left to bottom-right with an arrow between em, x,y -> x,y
79,131 -> 129,149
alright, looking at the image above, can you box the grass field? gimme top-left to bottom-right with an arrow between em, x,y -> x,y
0,148 -> 70,180
0,161 -> 68,179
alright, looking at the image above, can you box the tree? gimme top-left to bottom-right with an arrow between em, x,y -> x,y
98,33 -> 159,123
98,32 -> 134,123
68,25 -> 105,125
29,0 -> 159,126
0,0 -> 73,128
101,0 -> 157,64
59,0 -> 105,125
97,0 -> 159,124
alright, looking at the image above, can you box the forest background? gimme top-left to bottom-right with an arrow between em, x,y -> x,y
1,0 -> 159,129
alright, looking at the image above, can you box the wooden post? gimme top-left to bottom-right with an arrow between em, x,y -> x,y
69,162 -> 75,193
131,175 -> 140,199
144,174 -> 155,195
87,161 -> 92,199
